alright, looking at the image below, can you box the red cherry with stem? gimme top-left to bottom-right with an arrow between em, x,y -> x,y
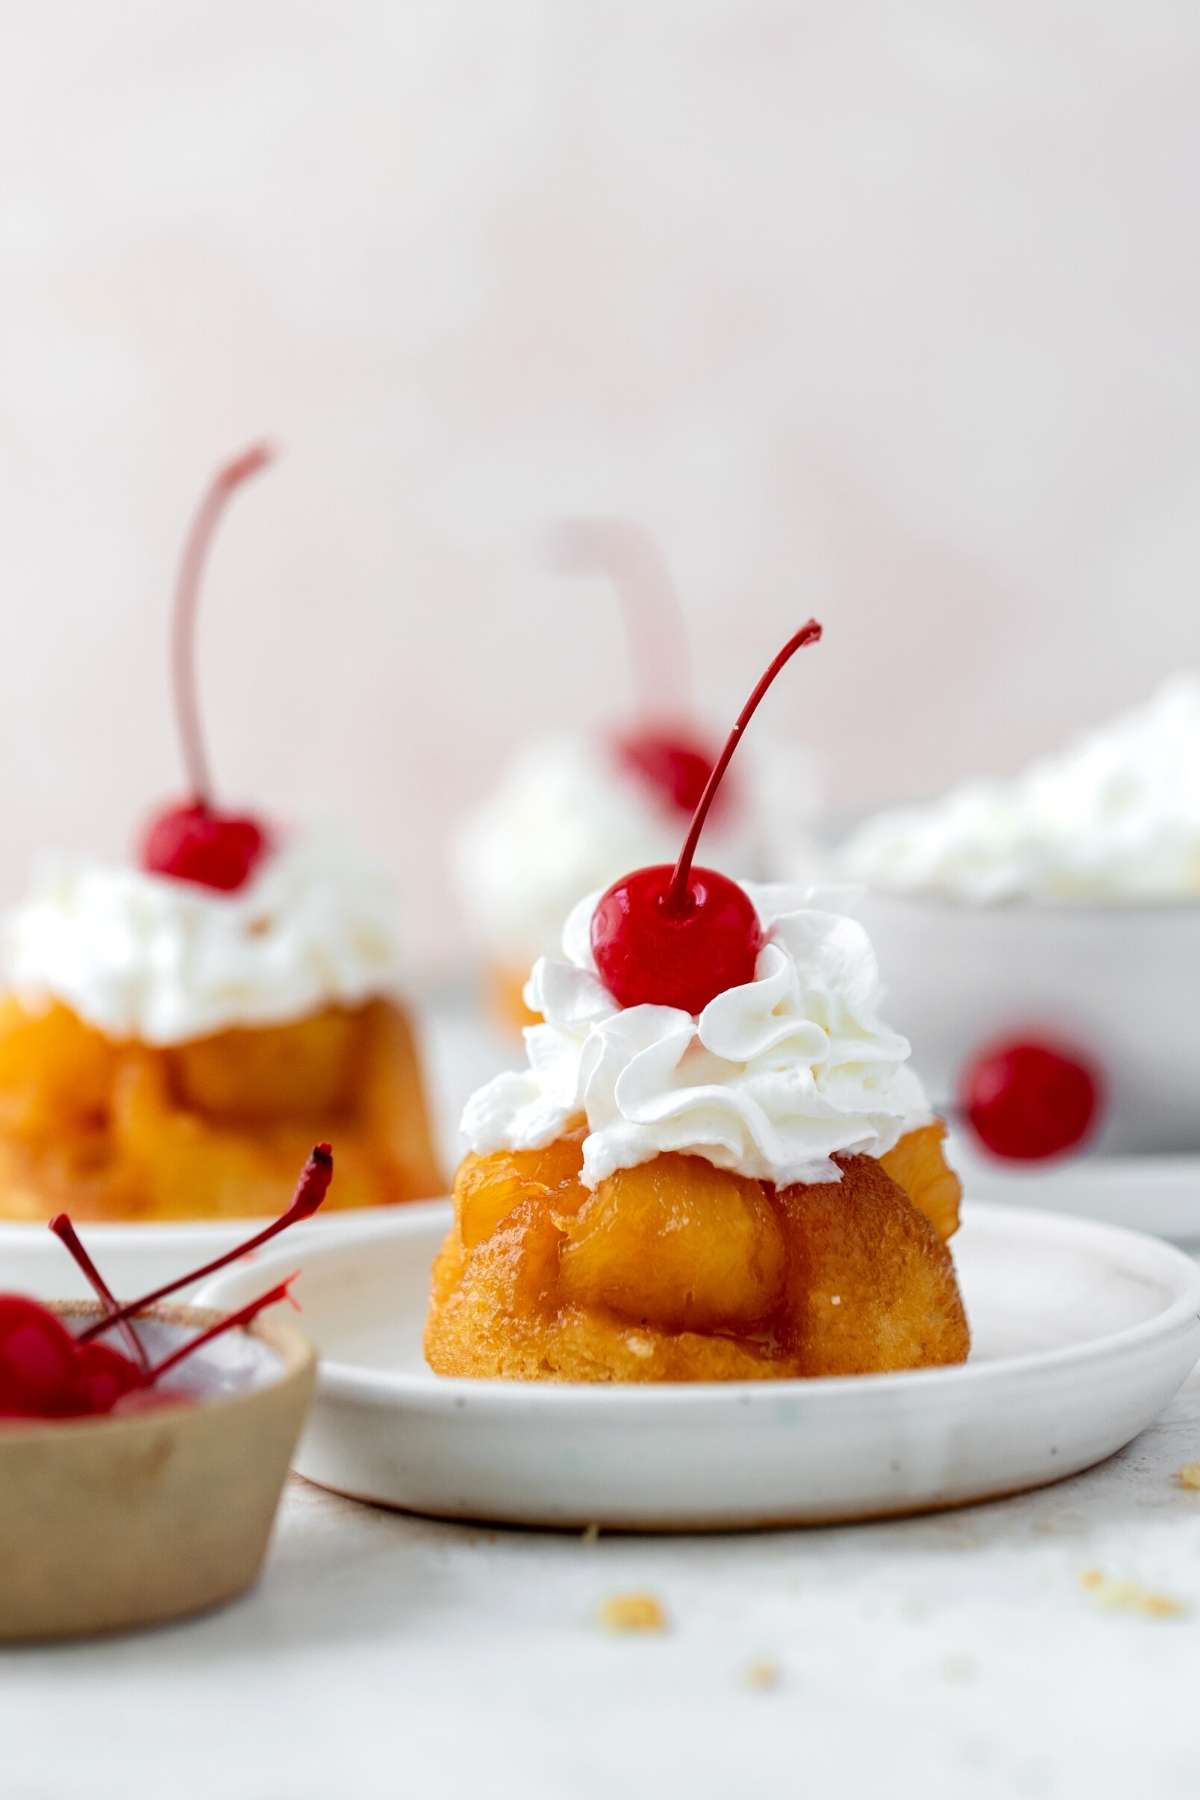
591,621 -> 822,1013
0,1295 -> 88,1419
142,805 -> 268,895
610,727 -> 719,817
0,1145 -> 332,1422
76,1142 -> 332,1345
961,1037 -> 1103,1161
140,443 -> 276,892
549,517 -> 727,823
591,864 -> 764,1013
0,1299 -> 144,1420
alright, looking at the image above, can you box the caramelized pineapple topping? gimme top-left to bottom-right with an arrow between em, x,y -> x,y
0,996 -> 441,1221
426,1126 -> 969,1382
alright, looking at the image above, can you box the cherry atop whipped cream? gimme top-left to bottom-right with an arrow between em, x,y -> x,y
2,835 -> 408,1045
462,880 -> 931,1190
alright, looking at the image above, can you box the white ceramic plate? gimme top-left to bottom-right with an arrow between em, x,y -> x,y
197,1199 -> 1200,1531
0,1208 -> 397,1304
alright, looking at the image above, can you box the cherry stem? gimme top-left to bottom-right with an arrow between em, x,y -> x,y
144,1276 -> 299,1384
78,1143 -> 332,1345
48,1214 -> 151,1375
663,620 -> 823,915
548,518 -> 691,721
173,442 -> 275,806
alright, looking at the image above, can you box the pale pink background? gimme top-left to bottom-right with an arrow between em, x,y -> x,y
3,3 -> 1198,972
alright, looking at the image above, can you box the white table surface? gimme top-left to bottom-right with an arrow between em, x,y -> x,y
7,995 -> 1200,1799
4,1362 -> 1200,1800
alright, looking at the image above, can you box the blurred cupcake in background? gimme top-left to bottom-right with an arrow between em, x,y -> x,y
453,520 -> 815,1032
835,675 -> 1200,1158
0,444 -> 442,1221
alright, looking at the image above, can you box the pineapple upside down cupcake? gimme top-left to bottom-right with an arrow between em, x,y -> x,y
0,445 -> 440,1222
452,519 -> 781,1031
427,625 -> 968,1382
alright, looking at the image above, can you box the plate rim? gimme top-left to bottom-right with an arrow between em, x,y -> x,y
198,1197 -> 1200,1411
0,1196 -> 451,1249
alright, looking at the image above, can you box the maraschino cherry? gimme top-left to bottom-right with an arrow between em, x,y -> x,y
0,1144 -> 332,1422
0,1297 -> 90,1420
549,518 -> 725,822
591,622 -> 822,1014
140,443 -> 276,892
961,1038 -> 1102,1161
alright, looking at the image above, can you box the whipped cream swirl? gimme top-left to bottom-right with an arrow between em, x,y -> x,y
461,882 -> 930,1188
2,833 -> 407,1045
842,674 -> 1200,903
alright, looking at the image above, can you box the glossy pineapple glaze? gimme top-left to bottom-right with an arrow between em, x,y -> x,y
0,996 -> 441,1220
426,1121 -> 969,1381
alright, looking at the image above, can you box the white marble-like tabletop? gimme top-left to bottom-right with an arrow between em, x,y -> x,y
3,995 -> 1196,1798
5,1365 -> 1200,1800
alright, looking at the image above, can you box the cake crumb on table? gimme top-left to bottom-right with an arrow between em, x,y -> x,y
1080,1569 -> 1185,1617
742,1658 -> 780,1691
1176,1464 -> 1200,1490
598,1592 -> 668,1634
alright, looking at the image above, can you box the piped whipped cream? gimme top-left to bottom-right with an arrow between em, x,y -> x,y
461,882 -> 930,1188
842,675 -> 1200,903
453,732 -> 760,965
2,833 -> 407,1044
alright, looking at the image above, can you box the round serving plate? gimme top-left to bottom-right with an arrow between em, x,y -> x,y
197,1197 -> 1200,1532
0,1204 -> 449,1303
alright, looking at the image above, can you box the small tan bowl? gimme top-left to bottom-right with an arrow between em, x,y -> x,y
0,1301 -> 315,1641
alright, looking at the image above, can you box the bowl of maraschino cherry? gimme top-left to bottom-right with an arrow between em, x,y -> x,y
451,518 -> 790,1033
0,1145 -> 331,1640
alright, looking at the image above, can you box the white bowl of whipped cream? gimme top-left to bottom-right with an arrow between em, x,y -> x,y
838,676 -> 1200,1155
